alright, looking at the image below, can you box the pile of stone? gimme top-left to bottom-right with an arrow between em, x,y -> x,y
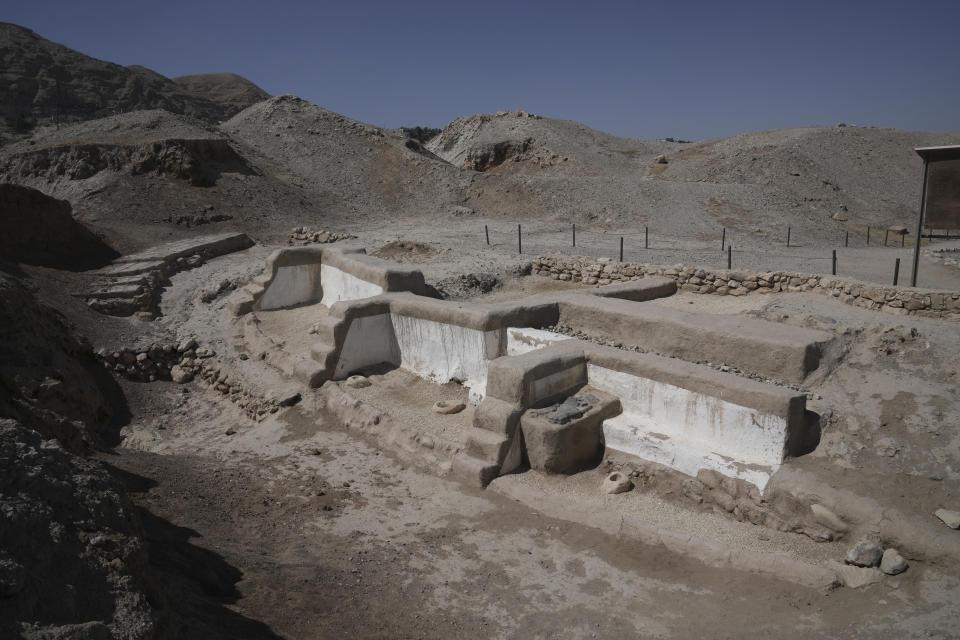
533,254 -> 960,319
199,278 -> 240,303
288,227 -> 356,245
95,341 -> 201,382
188,357 -> 299,422
925,246 -> 960,270
96,339 -> 297,422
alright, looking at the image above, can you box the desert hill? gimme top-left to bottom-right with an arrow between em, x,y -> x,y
172,72 -> 270,114
429,110 -> 960,244
0,22 -> 269,136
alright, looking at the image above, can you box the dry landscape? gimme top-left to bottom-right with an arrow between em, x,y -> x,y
2,21 -> 960,640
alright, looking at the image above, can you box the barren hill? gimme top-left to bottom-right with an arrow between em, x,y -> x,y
0,22 -> 269,135
173,72 -> 270,114
221,95 -> 466,221
429,110 -> 960,245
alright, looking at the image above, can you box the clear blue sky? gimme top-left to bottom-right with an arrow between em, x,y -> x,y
5,0 -> 960,140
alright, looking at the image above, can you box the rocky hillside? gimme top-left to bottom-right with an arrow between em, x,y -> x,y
0,22 -> 269,135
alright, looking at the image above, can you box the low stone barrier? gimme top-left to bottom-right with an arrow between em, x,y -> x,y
533,254 -> 960,320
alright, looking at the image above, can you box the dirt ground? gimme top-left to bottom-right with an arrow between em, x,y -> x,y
104,378 -> 960,640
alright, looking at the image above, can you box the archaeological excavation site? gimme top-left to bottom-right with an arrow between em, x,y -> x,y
2,16 -> 960,640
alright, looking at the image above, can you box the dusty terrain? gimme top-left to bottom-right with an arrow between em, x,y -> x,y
2,21 -> 960,640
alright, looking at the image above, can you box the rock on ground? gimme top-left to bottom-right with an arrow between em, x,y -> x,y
845,539 -> 883,567
880,549 -> 908,575
935,509 -> 960,529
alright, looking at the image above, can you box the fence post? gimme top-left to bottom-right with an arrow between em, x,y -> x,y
572,223 -> 576,247
832,249 -> 837,275
787,226 -> 791,247
901,233 -> 905,248
884,229 -> 890,246
866,226 -> 871,245
517,224 -> 521,254
721,227 -> 726,251
845,231 -> 849,247
485,224 -> 489,245
619,236 -> 624,262
893,258 -> 901,286
645,226 -> 649,249
727,245 -> 732,269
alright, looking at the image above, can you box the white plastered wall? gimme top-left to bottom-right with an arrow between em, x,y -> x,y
320,264 -> 384,308
390,315 -> 502,402
332,313 -> 503,402
258,264 -> 324,310
587,364 -> 786,490
506,327 -> 570,356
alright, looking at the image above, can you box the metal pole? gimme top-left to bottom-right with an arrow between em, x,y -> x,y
866,226 -> 870,245
787,227 -> 791,247
572,223 -> 576,247
517,224 -> 522,254
832,249 -> 837,275
721,227 -> 726,251
911,159 -> 929,287
893,258 -> 901,286
884,229 -> 890,246
845,231 -> 849,247
901,233 -> 905,248
727,245 -> 732,269
485,225 -> 489,245
645,226 -> 649,249
619,236 -> 624,262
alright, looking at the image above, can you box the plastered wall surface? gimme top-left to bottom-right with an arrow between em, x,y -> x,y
588,364 -> 788,489
319,264 -> 384,308
257,263 -> 323,310
334,314 -> 400,377
390,314 -> 501,401
506,327 -> 570,356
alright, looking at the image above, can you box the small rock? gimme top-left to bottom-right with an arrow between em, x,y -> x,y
654,154 -> 668,164
344,375 -> 371,389
934,508 -> 960,529
845,538 -> 883,567
170,365 -> 193,384
880,548 -> 908,575
177,338 -> 198,353
696,469 -> 723,490
603,472 -> 632,495
278,392 -> 301,407
225,427 -> 237,436
432,400 -> 466,415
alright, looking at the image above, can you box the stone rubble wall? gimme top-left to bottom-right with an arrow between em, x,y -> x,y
95,339 -> 296,422
532,254 -> 960,320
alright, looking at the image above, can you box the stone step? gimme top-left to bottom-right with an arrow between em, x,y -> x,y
450,454 -> 500,488
464,427 -> 511,463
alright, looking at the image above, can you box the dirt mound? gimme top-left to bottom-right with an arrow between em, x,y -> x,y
0,184 -> 116,268
222,95 -> 464,220
371,240 -> 448,263
0,21 -> 265,137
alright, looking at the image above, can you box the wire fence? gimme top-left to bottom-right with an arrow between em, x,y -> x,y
353,218 -> 953,287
